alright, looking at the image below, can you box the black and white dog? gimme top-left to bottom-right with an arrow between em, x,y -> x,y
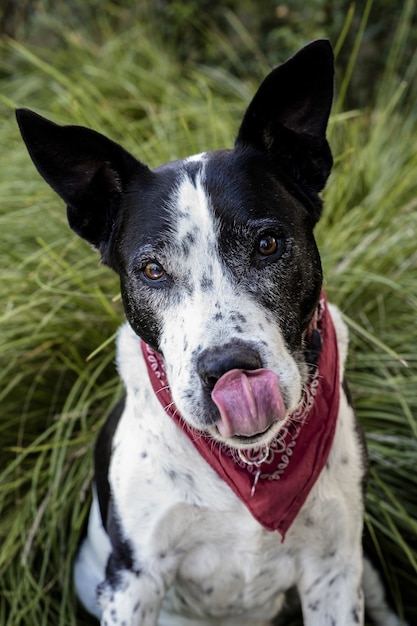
17,40 -> 404,626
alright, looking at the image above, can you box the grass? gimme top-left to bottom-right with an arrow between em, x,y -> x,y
1,4 -> 416,625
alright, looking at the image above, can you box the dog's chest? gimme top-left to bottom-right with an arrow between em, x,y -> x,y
162,539 -> 291,621
109,392 -> 299,619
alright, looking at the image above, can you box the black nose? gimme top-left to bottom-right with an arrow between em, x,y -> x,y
197,342 -> 262,391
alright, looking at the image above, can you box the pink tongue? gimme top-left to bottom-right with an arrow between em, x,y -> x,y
211,369 -> 285,438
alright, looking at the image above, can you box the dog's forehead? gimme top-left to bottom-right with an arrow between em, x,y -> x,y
124,147 -> 304,262
163,148 -> 294,230
149,151 -> 223,251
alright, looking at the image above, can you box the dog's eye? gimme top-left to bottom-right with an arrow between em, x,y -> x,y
143,261 -> 165,281
258,234 -> 278,257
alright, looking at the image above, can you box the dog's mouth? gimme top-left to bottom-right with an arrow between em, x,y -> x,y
210,368 -> 285,447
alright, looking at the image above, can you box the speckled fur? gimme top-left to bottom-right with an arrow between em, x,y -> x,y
74,309 -> 399,626
16,40 -> 406,626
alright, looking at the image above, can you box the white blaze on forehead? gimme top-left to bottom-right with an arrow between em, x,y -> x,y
183,152 -> 206,163
174,156 -> 218,246
161,156 -> 232,347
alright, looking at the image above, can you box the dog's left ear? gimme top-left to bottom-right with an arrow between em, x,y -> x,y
236,39 -> 334,220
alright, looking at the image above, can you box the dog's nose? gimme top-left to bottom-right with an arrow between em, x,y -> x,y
197,343 -> 262,391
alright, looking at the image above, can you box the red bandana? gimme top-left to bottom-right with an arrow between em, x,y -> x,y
141,293 -> 339,540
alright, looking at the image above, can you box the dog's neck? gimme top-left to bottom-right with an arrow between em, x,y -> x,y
141,293 -> 340,539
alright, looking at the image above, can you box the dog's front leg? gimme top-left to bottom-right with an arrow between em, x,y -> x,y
98,568 -> 167,626
298,558 -> 364,626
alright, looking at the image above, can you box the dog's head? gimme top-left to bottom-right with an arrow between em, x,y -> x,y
17,40 -> 334,450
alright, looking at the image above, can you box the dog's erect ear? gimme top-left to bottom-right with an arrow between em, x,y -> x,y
16,108 -> 151,259
235,40 -> 334,219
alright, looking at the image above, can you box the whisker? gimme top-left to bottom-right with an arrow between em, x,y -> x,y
155,384 -> 171,395
163,400 -> 177,413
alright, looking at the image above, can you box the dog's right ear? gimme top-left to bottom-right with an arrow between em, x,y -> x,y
16,109 -> 151,262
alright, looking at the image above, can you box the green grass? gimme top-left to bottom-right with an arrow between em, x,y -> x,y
1,5 -> 416,625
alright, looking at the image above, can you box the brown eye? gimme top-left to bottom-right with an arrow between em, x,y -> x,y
144,261 -> 165,281
258,234 -> 278,257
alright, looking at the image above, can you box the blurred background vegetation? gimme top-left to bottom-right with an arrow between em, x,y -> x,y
1,1 -> 416,625
2,0 -> 417,107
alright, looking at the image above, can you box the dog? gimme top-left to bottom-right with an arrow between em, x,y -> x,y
17,40 -> 405,626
